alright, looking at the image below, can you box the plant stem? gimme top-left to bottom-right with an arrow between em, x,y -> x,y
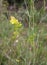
44,0 -> 46,12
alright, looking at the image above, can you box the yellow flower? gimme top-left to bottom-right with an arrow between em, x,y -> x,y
16,59 -> 20,62
10,16 -> 18,24
10,16 -> 22,27
13,31 -> 18,35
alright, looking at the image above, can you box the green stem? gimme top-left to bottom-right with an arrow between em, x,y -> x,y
32,1 -> 36,65
28,0 -> 33,34
44,0 -> 46,12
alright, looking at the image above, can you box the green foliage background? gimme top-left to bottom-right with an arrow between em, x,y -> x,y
0,0 -> 47,65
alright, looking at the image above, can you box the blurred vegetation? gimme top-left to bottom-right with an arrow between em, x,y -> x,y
0,0 -> 47,65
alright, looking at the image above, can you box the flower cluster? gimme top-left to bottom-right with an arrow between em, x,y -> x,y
10,16 -> 22,27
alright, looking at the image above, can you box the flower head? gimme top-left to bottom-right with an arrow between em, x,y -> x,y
10,16 -> 22,27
